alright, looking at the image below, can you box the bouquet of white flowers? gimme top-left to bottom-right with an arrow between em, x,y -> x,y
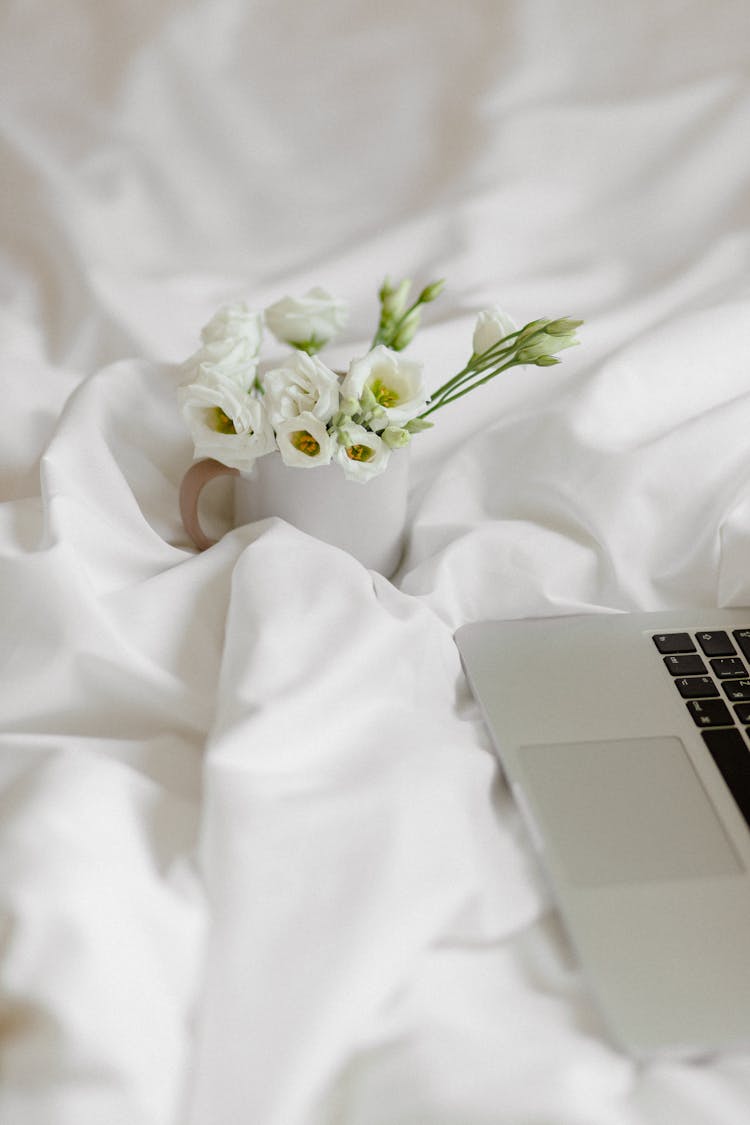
179,279 -> 582,483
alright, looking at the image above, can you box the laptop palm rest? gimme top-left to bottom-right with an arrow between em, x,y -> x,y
517,737 -> 742,886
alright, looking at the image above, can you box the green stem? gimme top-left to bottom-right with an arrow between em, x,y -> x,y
425,357 -> 476,402
426,322 -> 547,403
419,359 -> 519,418
370,323 -> 389,349
426,342 -> 518,408
371,295 -> 427,350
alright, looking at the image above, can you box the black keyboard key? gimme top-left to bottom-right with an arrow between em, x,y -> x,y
663,654 -> 707,676
653,632 -> 696,654
733,630 -> 750,661
710,657 -> 747,679
722,679 -> 750,703
701,727 -> 750,830
675,676 -> 720,699
696,631 -> 736,657
735,703 -> 750,724
687,699 -> 734,728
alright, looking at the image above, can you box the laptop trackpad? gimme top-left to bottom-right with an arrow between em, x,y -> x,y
518,737 -> 742,886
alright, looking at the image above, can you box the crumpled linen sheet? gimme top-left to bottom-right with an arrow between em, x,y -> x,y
2,2 -> 750,1123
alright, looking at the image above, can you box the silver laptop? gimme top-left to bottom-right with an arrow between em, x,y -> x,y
455,609 -> 750,1059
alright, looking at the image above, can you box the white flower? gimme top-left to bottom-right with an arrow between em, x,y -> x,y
201,302 -> 263,355
274,413 -> 334,468
181,336 -> 259,392
335,423 -> 390,482
262,352 -> 341,426
180,303 -> 264,393
472,307 -> 517,355
179,370 -> 276,471
340,345 -> 427,430
265,287 -> 348,353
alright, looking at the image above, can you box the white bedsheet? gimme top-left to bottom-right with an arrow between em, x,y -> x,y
2,2 -> 750,1122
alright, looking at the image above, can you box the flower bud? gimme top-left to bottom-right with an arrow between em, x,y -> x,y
516,346 -> 539,364
380,277 -> 411,318
381,425 -> 411,449
473,307 -> 517,355
545,317 -> 583,336
340,396 -> 359,416
378,277 -> 394,302
391,309 -> 421,351
516,318 -> 549,343
516,332 -> 578,364
417,278 -> 446,304
405,417 -> 433,433
359,384 -> 378,412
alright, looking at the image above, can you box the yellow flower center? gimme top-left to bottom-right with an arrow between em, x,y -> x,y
370,379 -> 399,409
212,407 -> 237,434
346,443 -> 376,463
291,430 -> 321,457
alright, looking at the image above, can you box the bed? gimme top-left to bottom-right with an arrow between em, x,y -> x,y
2,2 -> 750,1121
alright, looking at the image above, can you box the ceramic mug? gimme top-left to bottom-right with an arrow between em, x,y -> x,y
179,449 -> 410,576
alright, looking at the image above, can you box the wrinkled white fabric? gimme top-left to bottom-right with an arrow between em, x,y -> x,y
2,1 -> 750,1123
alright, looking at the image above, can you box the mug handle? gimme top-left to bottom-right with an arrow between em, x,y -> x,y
179,458 -> 239,551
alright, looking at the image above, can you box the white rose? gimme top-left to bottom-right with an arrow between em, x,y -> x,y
274,412 -> 334,469
265,287 -> 348,353
181,336 -> 259,393
340,345 -> 427,429
201,302 -> 263,355
262,352 -> 340,426
472,307 -> 517,355
179,370 -> 276,471
335,423 -> 390,482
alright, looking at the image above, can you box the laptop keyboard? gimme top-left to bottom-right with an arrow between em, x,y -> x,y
653,629 -> 750,830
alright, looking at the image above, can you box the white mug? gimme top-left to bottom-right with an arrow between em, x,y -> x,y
180,449 -> 409,576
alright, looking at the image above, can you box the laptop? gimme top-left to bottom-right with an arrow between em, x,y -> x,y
455,608 -> 750,1059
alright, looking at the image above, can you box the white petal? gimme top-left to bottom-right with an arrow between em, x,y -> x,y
335,423 -> 390,482
274,412 -> 334,468
472,307 -> 517,355
265,289 -> 348,347
262,353 -> 340,425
